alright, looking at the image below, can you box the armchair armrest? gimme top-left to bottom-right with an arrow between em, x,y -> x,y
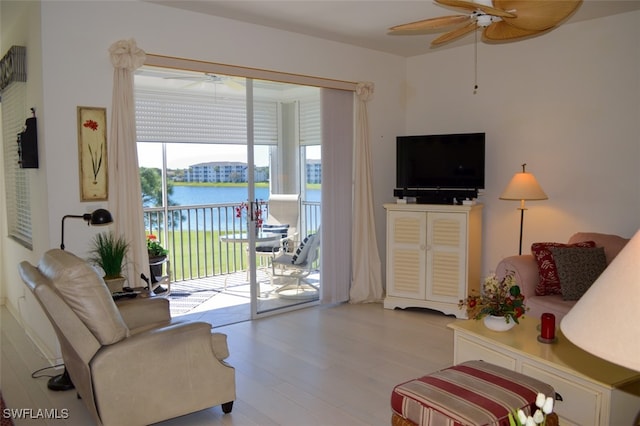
91,322 -> 235,426
496,254 -> 539,298
116,296 -> 170,330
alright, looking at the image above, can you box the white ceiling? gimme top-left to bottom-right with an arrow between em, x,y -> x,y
148,1 -> 640,57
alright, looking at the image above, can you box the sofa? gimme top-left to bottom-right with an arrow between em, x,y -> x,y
495,232 -> 629,322
18,249 -> 236,426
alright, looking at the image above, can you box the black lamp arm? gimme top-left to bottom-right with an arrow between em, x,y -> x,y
60,214 -> 92,250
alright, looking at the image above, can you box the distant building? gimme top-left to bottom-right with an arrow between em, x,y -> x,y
186,162 -> 247,183
186,160 -> 319,184
306,159 -> 321,184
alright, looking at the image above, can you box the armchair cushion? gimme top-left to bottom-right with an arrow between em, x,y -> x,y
291,234 -> 315,265
116,297 -> 172,333
39,249 -> 129,345
531,241 -> 595,296
257,224 -> 290,251
262,223 -> 289,237
550,246 -> 607,300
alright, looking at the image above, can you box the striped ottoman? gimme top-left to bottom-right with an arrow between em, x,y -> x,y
391,360 -> 555,426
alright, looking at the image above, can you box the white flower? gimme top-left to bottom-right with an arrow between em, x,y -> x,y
517,409 -> 528,424
525,417 -> 536,426
542,396 -> 554,414
535,392 -> 546,408
532,409 -> 545,424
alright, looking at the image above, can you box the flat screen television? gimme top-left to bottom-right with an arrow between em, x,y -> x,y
396,132 -> 485,191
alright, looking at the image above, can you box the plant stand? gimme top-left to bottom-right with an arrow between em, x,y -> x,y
148,255 -> 171,296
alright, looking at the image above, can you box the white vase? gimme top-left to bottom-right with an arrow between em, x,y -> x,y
483,315 -> 516,332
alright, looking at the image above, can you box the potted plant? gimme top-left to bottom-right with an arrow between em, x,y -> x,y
89,231 -> 129,293
458,270 -> 528,331
146,234 -> 169,293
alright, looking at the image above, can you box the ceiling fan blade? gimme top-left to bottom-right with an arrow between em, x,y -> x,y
435,0 -> 516,18
432,21 -> 478,45
224,78 -> 245,91
389,15 -> 471,33
483,20 -> 541,40
493,0 -> 582,31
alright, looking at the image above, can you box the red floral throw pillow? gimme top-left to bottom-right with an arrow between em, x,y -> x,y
531,241 -> 596,295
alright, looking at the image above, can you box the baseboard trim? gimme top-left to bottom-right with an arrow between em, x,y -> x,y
5,301 -> 62,365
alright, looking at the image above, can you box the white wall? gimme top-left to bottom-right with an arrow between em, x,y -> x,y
405,10 -> 640,273
0,0 -> 62,362
1,0 -> 405,358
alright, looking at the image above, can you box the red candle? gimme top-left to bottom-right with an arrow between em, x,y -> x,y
541,313 -> 555,340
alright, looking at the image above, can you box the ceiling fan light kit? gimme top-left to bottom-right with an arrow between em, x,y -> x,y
389,0 -> 583,46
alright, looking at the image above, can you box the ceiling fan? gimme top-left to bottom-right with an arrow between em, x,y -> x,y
163,73 -> 245,91
389,0 -> 583,46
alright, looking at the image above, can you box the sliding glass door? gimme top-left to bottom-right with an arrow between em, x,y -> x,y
135,67 -> 321,322
252,79 -> 321,316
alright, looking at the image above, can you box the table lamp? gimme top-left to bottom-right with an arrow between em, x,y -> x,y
499,164 -> 548,255
561,229 -> 640,372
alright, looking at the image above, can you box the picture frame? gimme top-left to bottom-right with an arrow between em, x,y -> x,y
77,106 -> 108,201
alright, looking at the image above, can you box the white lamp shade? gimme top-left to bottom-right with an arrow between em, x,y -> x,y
560,229 -> 640,371
499,172 -> 548,201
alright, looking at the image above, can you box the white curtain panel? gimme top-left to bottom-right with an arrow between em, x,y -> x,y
320,89 -> 354,303
108,39 -> 148,285
349,82 -> 383,303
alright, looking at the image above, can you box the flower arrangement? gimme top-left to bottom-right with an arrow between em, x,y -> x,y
235,200 -> 264,229
459,271 -> 527,323
146,234 -> 168,257
509,392 -> 555,426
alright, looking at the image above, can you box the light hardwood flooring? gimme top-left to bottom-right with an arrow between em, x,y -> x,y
1,303 -> 455,425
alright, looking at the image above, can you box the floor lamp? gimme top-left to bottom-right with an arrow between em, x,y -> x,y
499,164 -> 548,255
51,208 -> 113,391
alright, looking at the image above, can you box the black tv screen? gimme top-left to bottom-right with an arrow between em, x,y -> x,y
396,133 -> 485,190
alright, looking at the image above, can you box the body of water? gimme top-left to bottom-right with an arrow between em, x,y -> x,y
157,185 -> 321,232
170,185 -> 320,206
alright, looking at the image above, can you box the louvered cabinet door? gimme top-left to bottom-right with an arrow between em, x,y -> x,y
425,212 -> 467,304
384,203 -> 482,318
386,210 -> 427,299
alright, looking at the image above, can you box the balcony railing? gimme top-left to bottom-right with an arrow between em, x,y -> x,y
143,201 -> 320,282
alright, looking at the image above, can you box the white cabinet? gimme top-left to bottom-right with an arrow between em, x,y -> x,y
383,203 -> 482,318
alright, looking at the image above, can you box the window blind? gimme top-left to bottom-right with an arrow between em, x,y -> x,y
135,88 -> 278,145
1,82 -> 32,248
299,96 -> 320,146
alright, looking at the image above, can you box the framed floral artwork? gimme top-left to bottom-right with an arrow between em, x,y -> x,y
77,106 -> 108,201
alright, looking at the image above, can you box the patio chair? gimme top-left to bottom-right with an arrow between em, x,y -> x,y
254,193 -> 300,267
270,230 -> 320,299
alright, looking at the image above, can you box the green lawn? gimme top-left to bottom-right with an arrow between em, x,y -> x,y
165,229 -> 248,280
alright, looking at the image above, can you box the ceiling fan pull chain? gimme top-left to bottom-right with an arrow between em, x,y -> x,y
473,28 -> 479,94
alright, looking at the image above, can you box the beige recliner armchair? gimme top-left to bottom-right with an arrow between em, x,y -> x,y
18,249 -> 235,426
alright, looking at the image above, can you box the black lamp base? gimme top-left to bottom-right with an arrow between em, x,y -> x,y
47,368 -> 74,391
